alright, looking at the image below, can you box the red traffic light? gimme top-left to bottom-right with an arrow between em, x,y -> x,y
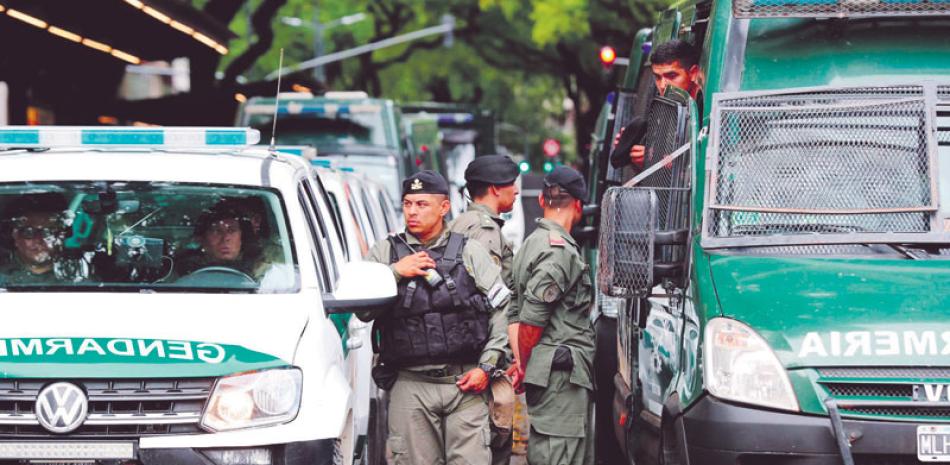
599,46 -> 617,67
542,138 -> 561,158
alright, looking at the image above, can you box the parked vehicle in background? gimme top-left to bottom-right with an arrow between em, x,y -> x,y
238,91 -> 412,209
401,103 -> 497,217
0,126 -> 397,465
311,166 -> 397,465
403,113 -> 444,176
592,1 -> 950,464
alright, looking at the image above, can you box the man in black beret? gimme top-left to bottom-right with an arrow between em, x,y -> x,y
509,165 -> 595,465
361,169 -> 512,465
448,155 -> 521,464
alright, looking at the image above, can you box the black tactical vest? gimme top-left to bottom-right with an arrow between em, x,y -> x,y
376,232 -> 491,367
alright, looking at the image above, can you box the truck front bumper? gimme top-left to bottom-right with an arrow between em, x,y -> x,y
680,395 -> 919,465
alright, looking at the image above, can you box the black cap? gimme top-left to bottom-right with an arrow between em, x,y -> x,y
544,166 -> 588,203
464,155 -> 520,185
609,116 -> 648,169
402,170 -> 450,197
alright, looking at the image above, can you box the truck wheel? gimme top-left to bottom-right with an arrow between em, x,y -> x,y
659,416 -> 685,465
367,391 -> 389,465
594,316 -> 625,465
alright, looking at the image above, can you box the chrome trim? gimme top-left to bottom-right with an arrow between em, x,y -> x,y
0,412 -> 201,426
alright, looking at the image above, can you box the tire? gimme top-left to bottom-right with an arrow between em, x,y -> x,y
659,416 -> 685,465
594,316 -> 625,465
367,391 -> 389,465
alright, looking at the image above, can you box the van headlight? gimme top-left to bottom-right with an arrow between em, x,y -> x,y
703,318 -> 798,412
201,368 -> 302,432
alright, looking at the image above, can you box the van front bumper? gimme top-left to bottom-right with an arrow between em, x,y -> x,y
0,439 -> 336,465
680,395 -> 919,465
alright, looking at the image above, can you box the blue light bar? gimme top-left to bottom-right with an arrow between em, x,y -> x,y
244,101 -> 381,117
0,126 -> 260,148
437,113 -> 475,125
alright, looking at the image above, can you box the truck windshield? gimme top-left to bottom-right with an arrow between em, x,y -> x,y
247,109 -> 390,149
703,84 -> 950,250
0,182 -> 298,292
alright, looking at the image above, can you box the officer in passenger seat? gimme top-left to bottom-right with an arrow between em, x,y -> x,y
359,170 -> 511,465
0,193 -> 70,286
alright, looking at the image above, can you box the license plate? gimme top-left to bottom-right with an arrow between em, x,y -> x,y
919,425 -> 950,462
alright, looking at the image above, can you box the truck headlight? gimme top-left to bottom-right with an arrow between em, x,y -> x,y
703,318 -> 798,412
201,368 -> 302,432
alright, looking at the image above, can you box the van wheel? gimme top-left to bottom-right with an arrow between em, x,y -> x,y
334,411 -> 356,465
367,391 -> 389,465
659,417 -> 685,465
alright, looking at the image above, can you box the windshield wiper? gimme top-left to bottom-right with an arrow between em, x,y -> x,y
879,243 -> 926,260
731,223 -> 937,259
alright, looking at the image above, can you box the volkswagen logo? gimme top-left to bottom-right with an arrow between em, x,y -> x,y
35,382 -> 88,434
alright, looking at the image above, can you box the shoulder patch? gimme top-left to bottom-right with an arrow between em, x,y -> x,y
542,283 -> 562,303
549,231 -> 566,247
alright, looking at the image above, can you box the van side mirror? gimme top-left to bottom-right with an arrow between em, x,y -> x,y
597,187 -> 687,297
323,261 -> 398,315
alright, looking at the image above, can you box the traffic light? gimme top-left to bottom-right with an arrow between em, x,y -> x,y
543,161 -> 554,173
542,138 -> 560,158
518,161 -> 530,173
599,46 -> 617,69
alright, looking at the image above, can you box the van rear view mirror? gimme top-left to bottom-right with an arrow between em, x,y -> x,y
323,261 -> 397,315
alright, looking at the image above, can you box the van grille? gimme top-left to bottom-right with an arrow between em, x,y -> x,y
819,367 -> 950,422
0,379 -> 213,437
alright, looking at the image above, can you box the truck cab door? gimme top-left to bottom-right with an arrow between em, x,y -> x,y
618,85 -> 694,461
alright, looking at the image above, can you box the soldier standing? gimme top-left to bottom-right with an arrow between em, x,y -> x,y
510,166 -> 595,465
448,155 -> 520,465
360,170 -> 511,465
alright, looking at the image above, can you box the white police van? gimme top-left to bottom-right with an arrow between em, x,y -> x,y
0,126 -> 396,465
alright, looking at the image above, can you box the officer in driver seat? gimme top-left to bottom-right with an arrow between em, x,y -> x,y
360,170 -> 511,465
177,201 -> 265,280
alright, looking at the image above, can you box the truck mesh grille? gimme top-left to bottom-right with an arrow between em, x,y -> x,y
734,0 -> 950,19
819,367 -> 950,422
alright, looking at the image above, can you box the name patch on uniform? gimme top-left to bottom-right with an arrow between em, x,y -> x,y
798,331 -> 950,358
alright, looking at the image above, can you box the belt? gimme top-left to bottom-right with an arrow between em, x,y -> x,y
400,364 -> 476,383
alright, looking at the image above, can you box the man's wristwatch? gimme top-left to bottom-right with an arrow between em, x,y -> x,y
478,363 -> 496,377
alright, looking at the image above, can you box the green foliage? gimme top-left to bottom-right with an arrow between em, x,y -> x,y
212,0 -> 669,164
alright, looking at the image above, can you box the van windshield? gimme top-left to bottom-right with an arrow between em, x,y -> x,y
0,182 -> 298,293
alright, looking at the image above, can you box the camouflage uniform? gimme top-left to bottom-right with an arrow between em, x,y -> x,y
449,202 -> 516,465
366,225 -> 509,465
511,219 -> 595,465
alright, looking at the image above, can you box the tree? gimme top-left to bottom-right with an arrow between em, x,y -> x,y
203,0 -> 668,168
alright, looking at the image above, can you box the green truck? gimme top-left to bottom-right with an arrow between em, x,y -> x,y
590,0 -> 950,464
